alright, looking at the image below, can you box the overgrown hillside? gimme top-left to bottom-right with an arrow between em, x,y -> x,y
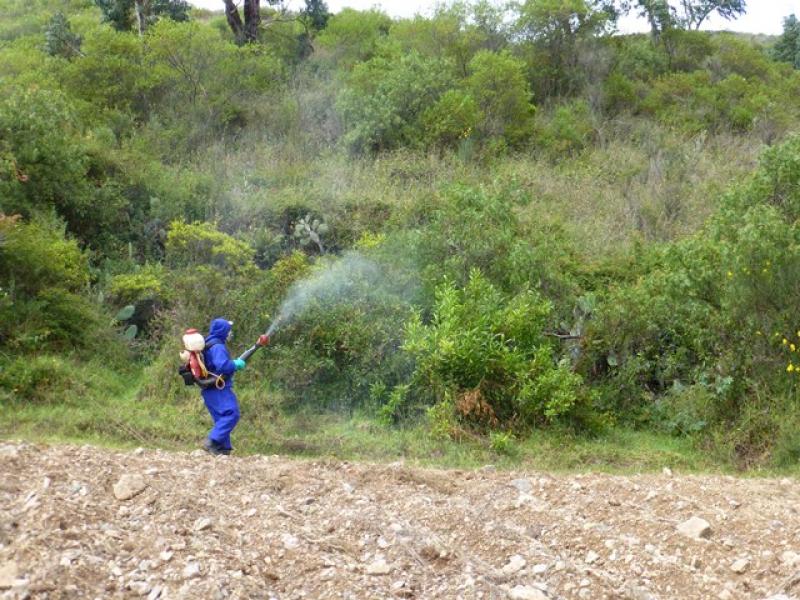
2,0 -> 800,469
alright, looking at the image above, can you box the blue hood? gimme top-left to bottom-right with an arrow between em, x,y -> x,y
206,318 -> 232,345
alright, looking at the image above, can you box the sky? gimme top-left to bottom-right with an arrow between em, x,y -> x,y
190,0 -> 800,35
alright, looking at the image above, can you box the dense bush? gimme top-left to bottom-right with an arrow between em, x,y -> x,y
338,51 -> 455,153
584,135 -> 800,460
0,88 -> 127,249
402,270 -> 583,429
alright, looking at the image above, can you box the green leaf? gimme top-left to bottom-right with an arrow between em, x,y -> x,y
115,305 -> 135,321
123,324 -> 138,340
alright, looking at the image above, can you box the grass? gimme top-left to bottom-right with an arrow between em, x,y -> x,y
0,372 -> 744,475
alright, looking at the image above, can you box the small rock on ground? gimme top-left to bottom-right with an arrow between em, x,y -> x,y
113,474 -> 147,501
677,516 -> 712,540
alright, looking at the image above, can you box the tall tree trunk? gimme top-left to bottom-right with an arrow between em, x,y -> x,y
223,0 -> 245,44
134,0 -> 149,36
243,0 -> 261,43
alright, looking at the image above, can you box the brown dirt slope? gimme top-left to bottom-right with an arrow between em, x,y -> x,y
0,441 -> 799,599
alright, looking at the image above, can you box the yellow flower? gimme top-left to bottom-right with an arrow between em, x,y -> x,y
792,344 -> 796,352
727,271 -> 733,278
756,330 -> 763,336
784,338 -> 789,345
789,364 -> 795,372
762,268 -> 768,274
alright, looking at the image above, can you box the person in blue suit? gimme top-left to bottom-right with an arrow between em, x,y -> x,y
201,318 -> 246,456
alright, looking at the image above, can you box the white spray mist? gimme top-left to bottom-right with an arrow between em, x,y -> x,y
266,252 -> 382,337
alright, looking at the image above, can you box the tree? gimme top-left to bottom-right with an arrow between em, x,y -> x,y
94,0 -> 189,35
514,0 -> 617,97
633,0 -> 675,37
315,9 -> 392,67
629,0 -> 746,37
302,0 -> 330,32
44,12 -> 83,59
466,50 -> 536,145
223,0 -> 273,44
773,14 -> 800,69
678,0 -> 746,30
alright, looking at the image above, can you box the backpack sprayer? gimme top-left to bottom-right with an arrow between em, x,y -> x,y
178,329 -> 271,390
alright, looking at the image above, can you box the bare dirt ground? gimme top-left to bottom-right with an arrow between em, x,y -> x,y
1,441 -> 799,600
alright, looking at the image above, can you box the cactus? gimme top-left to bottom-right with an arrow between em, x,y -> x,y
293,214 -> 328,254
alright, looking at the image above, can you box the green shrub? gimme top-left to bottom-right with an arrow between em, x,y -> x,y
536,100 -> 596,156
602,71 -> 640,115
108,264 -> 169,306
337,51 -> 455,153
315,8 -> 391,68
0,354 -> 88,404
0,215 -> 88,296
419,89 -> 481,150
0,215 -> 118,352
0,89 -> 127,248
403,270 -> 583,428
165,221 -> 256,276
585,136 -> 800,463
465,50 -> 535,146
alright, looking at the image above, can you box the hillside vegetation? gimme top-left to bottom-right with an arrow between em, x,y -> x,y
3,0 -> 800,470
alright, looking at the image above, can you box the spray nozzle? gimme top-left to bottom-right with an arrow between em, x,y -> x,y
257,334 -> 270,347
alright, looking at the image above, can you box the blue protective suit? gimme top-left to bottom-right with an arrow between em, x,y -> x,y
201,318 -> 240,451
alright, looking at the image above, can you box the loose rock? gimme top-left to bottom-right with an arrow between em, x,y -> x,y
366,559 -> 392,575
730,558 -> 749,574
502,554 -> 527,575
677,516 -> 712,540
113,474 -> 147,501
510,479 -> 532,494
183,562 -> 201,579
508,584 -> 549,600
0,561 -> 18,589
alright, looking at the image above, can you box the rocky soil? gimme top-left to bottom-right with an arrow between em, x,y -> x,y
1,441 -> 799,599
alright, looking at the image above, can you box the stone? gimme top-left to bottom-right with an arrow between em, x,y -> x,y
532,564 -> 548,575
662,467 -> 673,476
625,585 -> 657,600
0,561 -> 18,589
730,558 -> 749,574
113,474 -> 147,501
366,559 -> 392,575
782,551 -> 800,567
183,562 -> 201,579
510,479 -> 533,494
677,516 -> 712,540
281,533 -> 299,550
159,551 -> 173,562
508,585 -> 549,600
585,551 -> 600,564
130,581 -> 151,596
147,586 -> 163,600
502,555 -> 527,575
193,517 -> 213,531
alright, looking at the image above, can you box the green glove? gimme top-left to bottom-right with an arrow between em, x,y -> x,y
233,358 -> 246,371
